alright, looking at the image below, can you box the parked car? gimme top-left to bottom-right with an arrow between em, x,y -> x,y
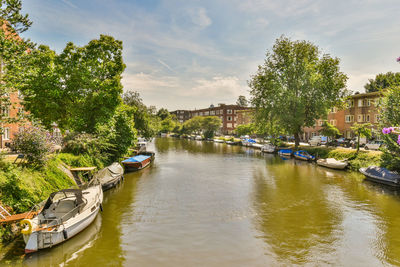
364,140 -> 384,150
308,136 -> 327,146
334,137 -> 352,148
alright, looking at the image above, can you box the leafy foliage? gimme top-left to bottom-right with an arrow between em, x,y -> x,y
201,116 -> 222,138
236,95 -> 248,107
351,123 -> 372,153
0,0 -> 32,33
16,35 -> 125,133
10,127 -> 53,167
249,36 -> 348,147
319,121 -> 340,139
364,72 -> 400,93
235,124 -> 254,136
157,108 -> 170,120
379,86 -> 400,171
123,90 -> 160,138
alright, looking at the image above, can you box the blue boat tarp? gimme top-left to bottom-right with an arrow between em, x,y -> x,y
122,155 -> 150,163
245,139 -> 256,143
279,149 -> 292,154
294,150 -> 315,160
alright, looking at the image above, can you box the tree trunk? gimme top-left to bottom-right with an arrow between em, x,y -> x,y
294,132 -> 300,149
356,132 -> 360,153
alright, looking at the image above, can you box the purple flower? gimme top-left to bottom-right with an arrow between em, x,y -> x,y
382,127 -> 392,134
397,135 -> 400,145
397,57 -> 400,63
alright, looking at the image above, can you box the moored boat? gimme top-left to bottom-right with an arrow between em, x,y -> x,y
278,149 -> 292,157
317,158 -> 348,170
359,166 -> 400,187
22,182 -> 103,254
95,162 -> 124,191
294,150 -> 315,161
251,143 -> 263,149
122,151 -> 155,172
261,144 -> 275,153
213,139 -> 224,143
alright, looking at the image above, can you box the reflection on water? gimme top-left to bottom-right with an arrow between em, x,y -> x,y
2,138 -> 400,266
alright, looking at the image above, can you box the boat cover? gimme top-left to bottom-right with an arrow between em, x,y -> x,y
245,139 -> 256,143
362,166 -> 400,180
279,149 -> 292,153
122,155 -> 151,163
95,162 -> 123,184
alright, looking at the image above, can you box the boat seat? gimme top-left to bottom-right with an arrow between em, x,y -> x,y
53,199 -> 79,222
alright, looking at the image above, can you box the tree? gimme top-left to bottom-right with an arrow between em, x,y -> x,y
182,116 -> 203,135
0,2 -> 33,127
201,116 -> 221,138
16,35 -> 125,133
236,95 -> 248,107
0,0 -> 32,33
123,90 -> 159,138
364,72 -> 400,93
235,124 -> 254,136
319,121 -> 340,140
157,108 -> 170,120
351,123 -> 372,153
159,114 -> 176,133
379,86 -> 400,171
249,36 -> 348,148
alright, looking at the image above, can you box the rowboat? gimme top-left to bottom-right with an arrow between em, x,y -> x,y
360,166 -> 400,187
122,151 -> 155,172
316,158 -> 348,170
278,149 -> 292,157
261,144 -> 275,153
294,150 -> 315,161
22,182 -> 103,254
95,162 -> 124,191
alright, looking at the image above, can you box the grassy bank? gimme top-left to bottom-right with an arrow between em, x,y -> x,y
300,146 -> 382,170
0,152 -> 104,243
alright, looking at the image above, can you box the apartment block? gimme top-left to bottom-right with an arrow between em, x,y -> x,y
303,91 -> 382,140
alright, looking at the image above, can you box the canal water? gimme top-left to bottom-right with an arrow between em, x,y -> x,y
2,137 -> 400,266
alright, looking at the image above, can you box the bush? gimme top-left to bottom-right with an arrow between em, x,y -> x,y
11,127 -> 53,167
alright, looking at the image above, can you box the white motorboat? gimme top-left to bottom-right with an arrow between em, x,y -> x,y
317,158 -> 348,170
261,144 -> 275,153
21,182 -> 103,254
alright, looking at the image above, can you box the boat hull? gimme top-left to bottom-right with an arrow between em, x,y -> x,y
317,159 -> 347,170
24,186 -> 103,253
360,167 -> 400,187
101,175 -> 122,191
122,155 -> 154,172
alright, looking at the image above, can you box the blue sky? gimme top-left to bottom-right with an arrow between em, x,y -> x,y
21,0 -> 400,110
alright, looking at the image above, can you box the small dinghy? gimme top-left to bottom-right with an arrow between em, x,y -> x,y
317,158 -> 348,170
95,162 -> 124,191
22,182 -> 103,254
294,150 -> 315,161
359,166 -> 400,187
122,151 -> 155,172
278,149 -> 292,157
261,144 -> 275,153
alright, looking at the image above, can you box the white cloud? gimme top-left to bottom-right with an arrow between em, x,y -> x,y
188,7 -> 212,28
186,76 -> 244,97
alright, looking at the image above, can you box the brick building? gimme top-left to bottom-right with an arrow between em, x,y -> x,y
303,91 -> 382,141
236,109 -> 255,126
171,104 -> 249,134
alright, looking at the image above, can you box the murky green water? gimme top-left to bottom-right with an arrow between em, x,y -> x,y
2,138 -> 400,266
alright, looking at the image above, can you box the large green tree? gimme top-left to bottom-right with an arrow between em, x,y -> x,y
201,116 -> 221,138
249,36 -> 348,147
16,35 -> 125,133
123,90 -> 160,138
319,121 -> 340,140
236,95 -> 248,107
364,72 -> 400,93
0,0 -> 32,33
351,123 -> 372,153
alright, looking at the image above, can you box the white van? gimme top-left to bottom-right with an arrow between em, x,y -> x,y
308,136 -> 327,146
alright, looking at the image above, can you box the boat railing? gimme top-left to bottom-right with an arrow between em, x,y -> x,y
40,201 -> 87,229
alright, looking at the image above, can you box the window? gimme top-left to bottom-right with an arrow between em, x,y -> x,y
1,106 -> 9,118
2,128 -> 9,140
204,111 -> 209,116
210,110 -> 215,115
227,109 -> 232,114
227,123 -> 232,128
227,116 -> 232,121
345,115 -> 354,123
367,99 -> 372,106
358,99 -> 363,107
375,114 -> 380,123
330,107 -> 337,113
330,119 -> 337,126
357,115 -> 363,122
348,100 -> 354,107
366,114 -> 370,122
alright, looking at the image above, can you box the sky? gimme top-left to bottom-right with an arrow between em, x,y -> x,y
20,0 -> 400,111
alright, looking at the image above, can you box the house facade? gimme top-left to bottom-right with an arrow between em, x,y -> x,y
171,104 -> 249,134
302,91 -> 382,140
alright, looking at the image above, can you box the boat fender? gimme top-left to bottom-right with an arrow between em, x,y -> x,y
63,229 -> 68,240
100,203 -> 103,212
20,219 -> 33,235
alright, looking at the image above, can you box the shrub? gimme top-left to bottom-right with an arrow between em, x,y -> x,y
10,127 -> 53,167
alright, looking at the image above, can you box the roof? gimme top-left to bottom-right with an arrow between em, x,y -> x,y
122,155 -> 150,163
